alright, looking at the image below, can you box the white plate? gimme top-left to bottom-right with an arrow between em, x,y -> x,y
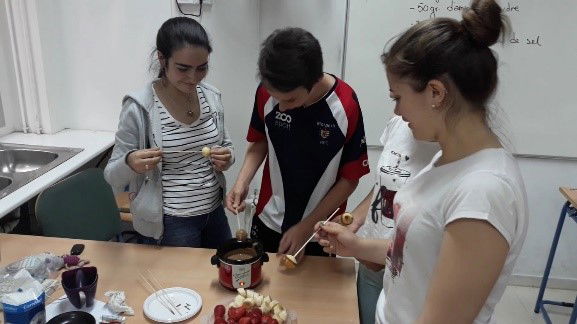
143,287 -> 202,323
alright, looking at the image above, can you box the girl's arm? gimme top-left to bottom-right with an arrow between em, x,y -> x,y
415,219 -> 509,324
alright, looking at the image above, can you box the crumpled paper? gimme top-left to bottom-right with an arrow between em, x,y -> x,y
104,290 -> 134,316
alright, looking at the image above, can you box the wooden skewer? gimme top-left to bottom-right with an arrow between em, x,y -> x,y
280,209 -> 340,269
293,208 -> 340,258
139,273 -> 177,316
163,147 -> 212,157
140,273 -> 174,315
280,208 -> 340,270
145,269 -> 182,316
141,274 -> 179,316
236,211 -> 243,233
162,150 -> 202,154
166,162 -> 212,169
232,207 -> 249,241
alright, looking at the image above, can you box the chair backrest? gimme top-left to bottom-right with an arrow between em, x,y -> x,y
35,168 -> 121,241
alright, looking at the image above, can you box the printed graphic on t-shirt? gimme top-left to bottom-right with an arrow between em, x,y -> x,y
381,150 -> 411,179
386,202 -> 417,278
370,150 -> 412,227
370,185 -> 396,227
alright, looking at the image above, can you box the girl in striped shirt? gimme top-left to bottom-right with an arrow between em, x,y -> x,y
105,17 -> 234,248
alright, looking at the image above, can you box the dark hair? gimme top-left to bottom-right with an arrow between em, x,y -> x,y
156,17 -> 212,78
258,27 -> 323,92
382,0 -> 508,117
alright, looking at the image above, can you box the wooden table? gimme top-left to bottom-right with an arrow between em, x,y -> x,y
559,187 -> 577,206
0,234 -> 358,323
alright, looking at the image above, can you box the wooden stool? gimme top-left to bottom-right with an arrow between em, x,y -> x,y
115,192 -> 138,242
115,192 -> 131,214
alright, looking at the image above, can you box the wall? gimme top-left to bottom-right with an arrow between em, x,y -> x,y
36,0 -> 173,133
36,0 -> 261,136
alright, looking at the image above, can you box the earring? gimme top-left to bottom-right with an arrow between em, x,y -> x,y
432,104 -> 436,108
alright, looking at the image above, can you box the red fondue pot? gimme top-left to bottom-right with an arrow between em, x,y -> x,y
210,238 -> 269,290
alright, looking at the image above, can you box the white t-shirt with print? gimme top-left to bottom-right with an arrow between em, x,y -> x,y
376,148 -> 528,324
357,116 -> 439,241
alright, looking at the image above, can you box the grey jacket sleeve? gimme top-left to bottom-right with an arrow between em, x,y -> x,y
104,99 -> 142,193
220,115 -> 235,165
217,95 -> 235,166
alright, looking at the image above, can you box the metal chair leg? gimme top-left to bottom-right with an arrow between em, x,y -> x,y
534,201 -> 570,313
569,294 -> 577,324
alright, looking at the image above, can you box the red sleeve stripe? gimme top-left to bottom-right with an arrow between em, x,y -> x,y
247,127 -> 266,142
246,84 -> 271,142
339,153 -> 370,180
333,79 -> 360,142
254,157 -> 272,217
256,84 -> 270,121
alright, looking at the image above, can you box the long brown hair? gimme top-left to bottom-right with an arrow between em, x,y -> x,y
382,0 -> 509,120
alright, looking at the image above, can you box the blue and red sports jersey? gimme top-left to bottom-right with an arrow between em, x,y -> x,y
247,76 -> 370,233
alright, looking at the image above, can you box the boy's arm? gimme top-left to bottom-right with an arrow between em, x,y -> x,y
278,177 -> 358,259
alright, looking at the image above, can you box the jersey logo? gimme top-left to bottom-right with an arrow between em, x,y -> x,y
274,111 -> 292,129
275,111 -> 292,123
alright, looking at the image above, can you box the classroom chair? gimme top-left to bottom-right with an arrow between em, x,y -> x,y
35,168 -> 123,242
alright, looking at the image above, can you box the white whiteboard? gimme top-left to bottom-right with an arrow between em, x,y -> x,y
345,0 -> 577,158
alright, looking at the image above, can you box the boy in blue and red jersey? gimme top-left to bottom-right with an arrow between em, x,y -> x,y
227,27 -> 370,259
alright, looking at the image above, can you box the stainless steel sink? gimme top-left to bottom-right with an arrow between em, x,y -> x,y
0,149 -> 59,173
0,143 -> 83,199
0,176 -> 11,190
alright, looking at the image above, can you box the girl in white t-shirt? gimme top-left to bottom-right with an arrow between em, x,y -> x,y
351,116 -> 438,324
317,0 -> 528,323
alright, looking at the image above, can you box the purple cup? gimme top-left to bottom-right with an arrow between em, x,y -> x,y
61,267 -> 98,309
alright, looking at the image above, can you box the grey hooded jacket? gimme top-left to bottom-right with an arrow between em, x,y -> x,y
104,81 -> 234,239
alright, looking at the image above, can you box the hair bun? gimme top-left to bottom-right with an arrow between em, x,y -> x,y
461,0 -> 503,47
